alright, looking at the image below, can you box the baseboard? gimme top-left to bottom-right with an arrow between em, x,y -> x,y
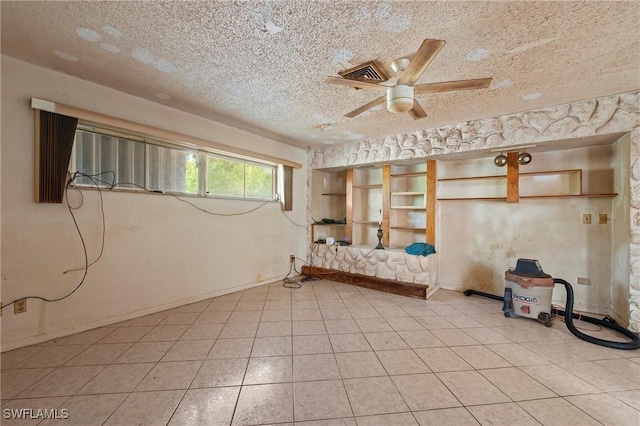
1,275 -> 286,352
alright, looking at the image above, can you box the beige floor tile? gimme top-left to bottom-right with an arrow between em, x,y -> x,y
292,299 -> 320,309
461,327 -> 513,344
213,294 -> 242,303
354,318 -> 392,332
322,309 -> 352,320
103,389 -> 185,426
292,309 -> 323,321
466,402 -> 540,426
385,317 -> 425,331
161,339 -> 214,361
244,356 -> 292,384
168,387 -> 240,426
294,380 -> 353,421
232,383 -> 293,425
414,316 -> 456,330
113,341 -> 173,363
252,336 -> 292,357
376,349 -> 430,375
18,365 -> 105,398
99,326 -> 152,344
485,343 -> 550,366
436,370 -> 510,406
520,364 -> 601,396
593,358 -> 640,383
293,354 -> 340,381
119,312 -> 170,327
295,418 -> 356,426
440,315 -> 486,329
396,330 -> 445,348
557,360 -> 640,391
135,360 -> 202,391
0,397 -> 68,426
293,320 -> 327,335
228,310 -> 262,323
451,345 -> 512,369
348,308 -> 381,319
78,363 -> 155,394
479,367 -> 557,401
0,346 -> 46,369
609,389 -> 640,410
566,393 -> 640,426
207,301 -> 239,312
335,351 -> 386,378
1,368 -> 54,399
329,333 -> 372,352
173,300 -> 211,313
414,347 -> 473,372
517,397 -> 601,426
355,412 -> 417,425
139,325 -> 189,342
413,407 -> 479,426
324,319 -> 360,334
293,334 -> 333,355
53,327 -> 116,346
562,339 -> 629,361
208,338 -> 254,359
343,376 -> 408,416
363,332 -> 409,350
262,309 -> 293,321
257,321 -> 292,337
15,345 -> 91,368
159,312 -> 200,325
400,306 -> 438,317
191,358 -> 248,388
342,298 -> 372,309
429,305 -> 464,316
39,393 -> 127,426
264,300 -> 292,310
65,343 -> 131,366
234,300 -> 265,311
391,373 -> 461,411
470,313 -> 519,328
180,324 -> 223,340
318,299 -> 347,309
193,311 -> 231,324
375,306 -> 409,318
218,322 -> 258,339
431,328 -> 480,346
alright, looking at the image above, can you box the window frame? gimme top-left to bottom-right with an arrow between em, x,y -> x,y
70,126 -> 279,201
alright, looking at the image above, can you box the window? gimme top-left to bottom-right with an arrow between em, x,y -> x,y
206,155 -> 275,199
72,128 -> 276,200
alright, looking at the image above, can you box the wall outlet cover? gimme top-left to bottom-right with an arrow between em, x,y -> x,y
583,214 -> 591,224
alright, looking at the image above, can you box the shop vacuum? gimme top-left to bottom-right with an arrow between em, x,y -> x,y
464,258 -> 640,350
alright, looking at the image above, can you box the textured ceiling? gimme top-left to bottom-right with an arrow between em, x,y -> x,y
1,1 -> 639,149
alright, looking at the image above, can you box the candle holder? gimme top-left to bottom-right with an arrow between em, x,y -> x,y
375,224 -> 385,249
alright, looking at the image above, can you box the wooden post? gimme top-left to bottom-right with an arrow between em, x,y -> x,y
506,151 -> 519,203
345,168 -> 353,243
382,164 -> 391,247
426,159 -> 437,244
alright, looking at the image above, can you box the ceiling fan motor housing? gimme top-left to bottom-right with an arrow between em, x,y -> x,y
387,85 -> 414,113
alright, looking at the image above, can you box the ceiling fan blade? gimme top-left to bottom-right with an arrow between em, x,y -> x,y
325,76 -> 387,91
408,101 -> 428,120
398,39 -> 446,86
344,96 -> 386,118
414,78 -> 493,94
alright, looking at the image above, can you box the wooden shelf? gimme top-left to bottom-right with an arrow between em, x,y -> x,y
437,197 -> 507,201
321,192 -> 346,196
390,226 -> 427,231
520,193 -> 618,199
391,191 -> 425,195
391,172 -> 425,178
391,206 -> 427,210
520,169 -> 581,177
353,184 -> 383,189
312,223 -> 346,226
438,174 -> 506,182
353,220 -> 380,225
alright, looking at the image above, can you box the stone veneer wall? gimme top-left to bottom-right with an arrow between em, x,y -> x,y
311,244 -> 438,287
306,91 -> 640,330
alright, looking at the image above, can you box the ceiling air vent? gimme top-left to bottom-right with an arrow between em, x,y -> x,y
338,61 -> 388,83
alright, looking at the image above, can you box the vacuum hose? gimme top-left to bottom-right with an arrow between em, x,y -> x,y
553,278 -> 640,350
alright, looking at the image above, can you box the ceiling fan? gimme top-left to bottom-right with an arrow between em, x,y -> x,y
325,39 -> 493,120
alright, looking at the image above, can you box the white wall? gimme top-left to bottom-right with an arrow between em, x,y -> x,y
0,56 -> 308,350
437,145 -> 617,314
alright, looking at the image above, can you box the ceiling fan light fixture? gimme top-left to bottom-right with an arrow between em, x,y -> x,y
387,85 -> 414,113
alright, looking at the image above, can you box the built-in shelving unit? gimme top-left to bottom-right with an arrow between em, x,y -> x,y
351,167 -> 385,247
311,169 -> 348,243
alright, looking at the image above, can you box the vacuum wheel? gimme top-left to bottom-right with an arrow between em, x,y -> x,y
538,312 -> 552,327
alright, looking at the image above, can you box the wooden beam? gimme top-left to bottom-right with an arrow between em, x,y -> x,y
345,168 -> 353,243
426,159 -> 437,245
301,266 -> 427,299
506,151 -> 519,203
382,164 -> 391,247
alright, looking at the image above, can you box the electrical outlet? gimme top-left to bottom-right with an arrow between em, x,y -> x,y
289,255 -> 295,263
14,298 -> 27,314
577,277 -> 591,285
599,214 -> 607,224
583,214 -> 591,224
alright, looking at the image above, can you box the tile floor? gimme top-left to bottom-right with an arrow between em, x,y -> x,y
2,280 -> 640,425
